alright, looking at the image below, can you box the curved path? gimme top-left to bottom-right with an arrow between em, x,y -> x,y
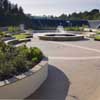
26,39 -> 100,100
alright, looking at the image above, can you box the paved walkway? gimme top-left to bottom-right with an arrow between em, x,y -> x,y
26,39 -> 100,100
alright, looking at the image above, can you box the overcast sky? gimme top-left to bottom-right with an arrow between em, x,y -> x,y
9,0 -> 100,16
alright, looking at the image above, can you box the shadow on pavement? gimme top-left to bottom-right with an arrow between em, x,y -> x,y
26,64 -> 70,100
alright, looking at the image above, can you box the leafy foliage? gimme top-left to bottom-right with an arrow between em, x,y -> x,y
59,9 -> 100,20
0,0 -> 33,28
0,42 -> 43,81
0,0 -> 24,16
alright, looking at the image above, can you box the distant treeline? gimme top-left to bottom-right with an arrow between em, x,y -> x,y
32,9 -> 100,20
0,0 -> 24,16
58,9 -> 100,20
0,0 -> 33,28
0,0 -> 100,28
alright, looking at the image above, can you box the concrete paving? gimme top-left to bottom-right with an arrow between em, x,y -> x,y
26,39 -> 100,100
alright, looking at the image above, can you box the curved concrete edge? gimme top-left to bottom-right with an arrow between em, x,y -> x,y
38,35 -> 84,41
0,57 -> 48,99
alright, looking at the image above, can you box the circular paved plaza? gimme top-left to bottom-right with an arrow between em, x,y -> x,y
26,38 -> 100,100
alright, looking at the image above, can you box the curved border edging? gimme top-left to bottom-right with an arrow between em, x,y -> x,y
38,35 -> 84,41
0,57 -> 48,99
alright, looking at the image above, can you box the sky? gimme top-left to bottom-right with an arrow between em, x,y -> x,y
9,0 -> 100,16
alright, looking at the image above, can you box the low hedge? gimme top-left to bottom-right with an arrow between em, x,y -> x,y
0,41 -> 43,81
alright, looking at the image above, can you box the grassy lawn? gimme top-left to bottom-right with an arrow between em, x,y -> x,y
96,31 -> 100,34
64,27 -> 83,31
94,35 -> 100,41
12,33 -> 29,40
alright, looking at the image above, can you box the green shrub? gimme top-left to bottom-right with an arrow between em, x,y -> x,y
12,55 -> 29,73
0,61 -> 16,80
17,45 -> 30,59
0,42 -> 43,81
32,57 -> 39,63
30,47 -> 43,61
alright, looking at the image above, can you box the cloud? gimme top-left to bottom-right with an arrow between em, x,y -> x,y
9,0 -> 100,16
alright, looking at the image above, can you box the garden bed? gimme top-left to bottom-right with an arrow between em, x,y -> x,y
12,33 -> 33,40
0,57 -> 48,99
0,41 -> 43,81
8,39 -> 31,45
0,34 -> 48,99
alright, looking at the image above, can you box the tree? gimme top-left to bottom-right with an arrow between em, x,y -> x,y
59,9 -> 100,20
19,6 -> 24,15
3,0 -> 9,13
69,12 -> 78,20
8,2 -> 11,14
11,4 -> 19,15
59,14 -> 67,20
90,9 -> 99,15
0,0 -> 4,15
0,0 -> 25,16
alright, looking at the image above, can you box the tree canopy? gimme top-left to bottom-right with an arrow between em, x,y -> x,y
0,0 -> 24,16
0,0 -> 34,28
59,9 -> 100,20
0,0 -> 100,28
